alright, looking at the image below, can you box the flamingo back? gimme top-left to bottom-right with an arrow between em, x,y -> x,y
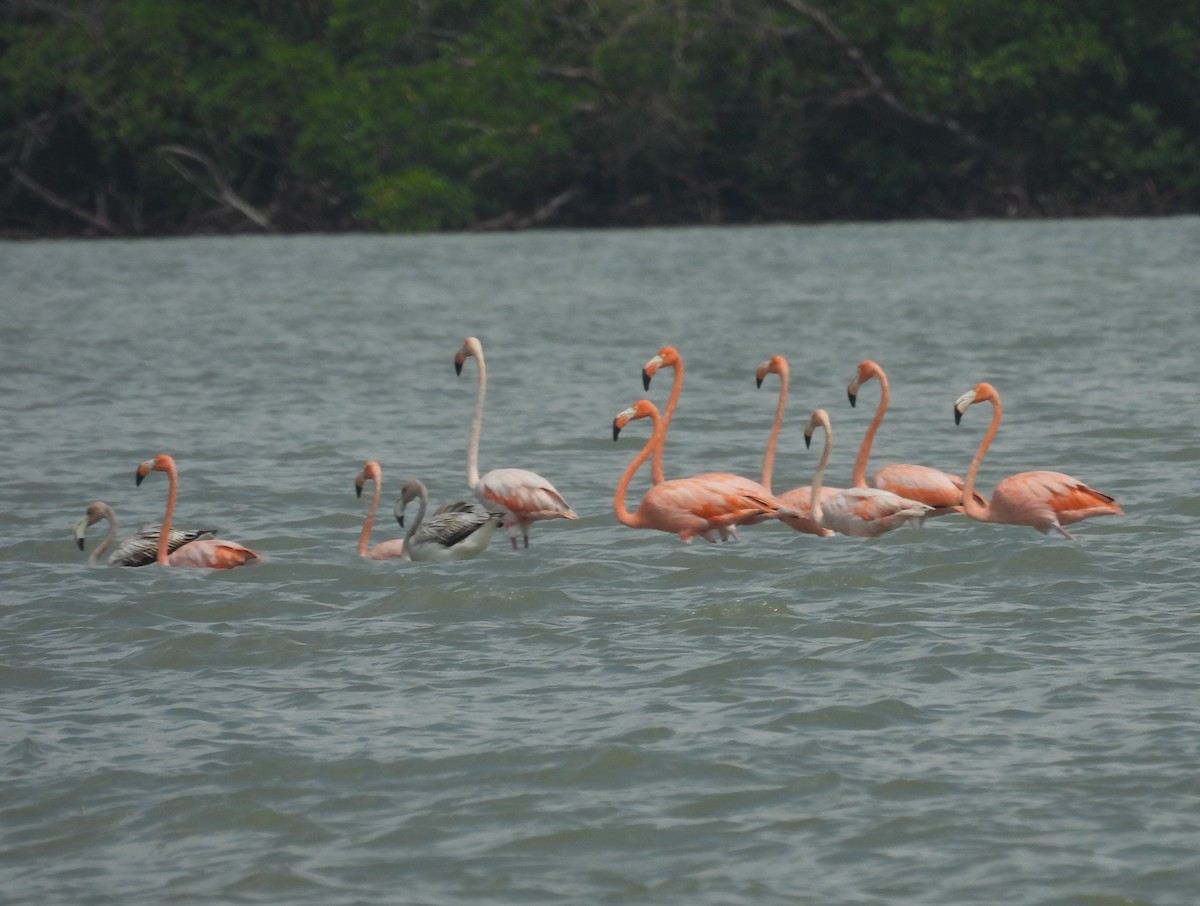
991,470 -> 1123,531
477,468 -> 578,525
166,538 -> 261,569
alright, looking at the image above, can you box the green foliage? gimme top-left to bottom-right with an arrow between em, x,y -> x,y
2,0 -> 1198,234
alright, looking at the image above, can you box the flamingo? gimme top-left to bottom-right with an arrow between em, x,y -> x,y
396,478 -> 503,561
953,382 -> 1123,539
454,336 -> 577,549
642,344 -> 780,538
641,346 -> 686,484
755,355 -> 836,537
804,409 -> 933,537
134,454 -> 261,568
353,461 -> 408,560
74,501 -> 217,567
612,399 -> 794,542
847,359 -> 975,516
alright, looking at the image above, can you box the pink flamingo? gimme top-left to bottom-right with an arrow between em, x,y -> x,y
354,461 -> 408,560
134,454 -> 260,568
74,500 -> 217,567
454,336 -> 577,548
641,344 -> 779,538
954,382 -> 1123,539
848,359 -> 974,516
804,409 -> 933,537
754,355 -> 836,537
613,400 -> 791,542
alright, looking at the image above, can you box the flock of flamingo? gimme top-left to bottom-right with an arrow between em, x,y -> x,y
74,337 -> 1124,571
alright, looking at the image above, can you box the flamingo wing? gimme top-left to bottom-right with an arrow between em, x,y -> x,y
166,538 -> 261,569
822,487 -> 932,537
993,471 -> 1123,529
110,525 -> 219,567
477,468 -> 578,522
777,485 -> 839,537
870,463 -> 971,511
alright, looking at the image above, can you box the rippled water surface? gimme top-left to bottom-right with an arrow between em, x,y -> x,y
2,219 -> 1198,905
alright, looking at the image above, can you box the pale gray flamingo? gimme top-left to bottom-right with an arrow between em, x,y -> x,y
396,479 -> 503,561
804,409 -> 933,537
454,336 -> 577,549
74,501 -> 216,567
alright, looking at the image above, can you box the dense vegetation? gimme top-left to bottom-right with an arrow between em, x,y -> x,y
3,0 -> 1198,236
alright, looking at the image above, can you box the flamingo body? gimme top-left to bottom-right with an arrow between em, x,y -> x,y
398,479 -> 503,561
776,486 -> 839,537
613,400 -> 791,543
74,501 -> 217,567
805,409 -> 933,537
849,359 -> 972,516
954,382 -> 1123,539
455,336 -> 577,548
135,454 -> 260,569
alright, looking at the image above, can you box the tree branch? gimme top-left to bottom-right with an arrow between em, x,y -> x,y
8,166 -> 115,233
777,0 -> 983,148
157,144 -> 273,231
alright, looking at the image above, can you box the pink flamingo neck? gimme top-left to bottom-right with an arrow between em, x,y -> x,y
808,411 -> 833,526
651,356 -> 683,485
852,363 -> 889,488
614,403 -> 665,529
759,359 -> 788,494
357,469 -> 383,557
156,459 -> 179,565
962,395 -> 1001,524
465,341 -> 486,489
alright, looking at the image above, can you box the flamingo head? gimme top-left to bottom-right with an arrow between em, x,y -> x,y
804,408 -> 832,448
74,501 -> 112,549
954,382 -> 999,424
847,359 -> 880,407
755,355 -> 786,388
135,454 -> 174,486
613,399 -> 658,440
455,336 -> 481,375
641,346 -> 679,390
355,461 -> 381,498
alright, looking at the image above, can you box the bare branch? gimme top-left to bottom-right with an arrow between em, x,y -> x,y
776,0 -> 982,148
157,144 -> 273,231
8,166 -> 115,233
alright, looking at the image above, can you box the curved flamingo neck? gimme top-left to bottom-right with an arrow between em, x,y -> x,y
809,415 -> 833,525
760,362 -> 788,494
156,461 -> 179,565
614,407 -> 664,528
466,347 -> 486,489
402,485 -> 428,548
852,366 -> 889,488
962,397 -> 1001,523
651,359 -> 682,485
358,477 -> 382,557
92,508 -> 118,565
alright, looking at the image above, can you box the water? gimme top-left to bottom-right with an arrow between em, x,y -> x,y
1,219 -> 1198,904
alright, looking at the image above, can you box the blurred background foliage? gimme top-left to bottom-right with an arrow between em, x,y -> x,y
2,0 -> 1197,235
